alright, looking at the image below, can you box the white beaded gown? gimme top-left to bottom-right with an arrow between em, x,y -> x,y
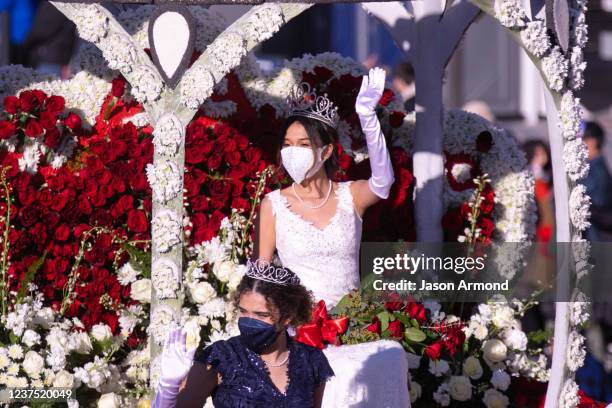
266,181 -> 410,408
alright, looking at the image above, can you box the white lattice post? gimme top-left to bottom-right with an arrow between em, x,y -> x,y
363,1 -> 480,242
50,1 -> 311,395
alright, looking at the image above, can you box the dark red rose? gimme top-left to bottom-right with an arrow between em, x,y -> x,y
244,147 -> 261,163
44,128 -> 62,149
111,77 -> 126,98
477,216 -> 494,237
78,196 -> 93,215
404,300 -> 426,323
54,224 -> 71,242
387,320 -> 403,338
379,89 -> 395,106
65,112 -> 82,130
480,187 -> 496,214
476,131 -> 493,153
225,150 -> 241,166
207,153 -> 222,170
19,90 -> 42,112
231,197 -> 249,211
190,196 -> 209,212
24,119 -> 43,137
424,341 -> 442,360
45,95 -> 65,114
127,209 -> 148,233
235,134 -> 249,150
3,96 -> 19,114
384,301 -> 404,311
389,111 -> 405,128
0,120 -> 16,139
366,317 -> 381,334
209,179 -> 231,200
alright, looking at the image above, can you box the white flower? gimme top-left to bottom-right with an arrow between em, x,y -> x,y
152,258 -> 180,299
148,304 -> 178,345
52,370 -> 74,388
409,380 -> 422,403
569,292 -> 590,326
243,4 -> 284,43
152,210 -> 182,253
181,65 -> 215,109
209,31 -> 247,75
467,320 -> 489,340
433,382 -> 451,407
97,392 -> 121,408
567,331 -> 586,372
130,279 -> 152,303
559,378 -> 580,408
91,323 -> 113,342
117,262 -> 140,286
495,0 -> 527,28
406,352 -> 421,369
189,281 -> 217,304
146,161 -> 182,204
213,260 -> 239,283
119,310 -> 140,338
18,142 -> 42,174
569,46 -> 586,90
153,114 -> 183,157
103,33 -> 139,73
463,356 -> 483,380
563,138 -> 589,181
131,65 -> 163,103
571,10 -> 588,48
569,184 -> 591,231
520,20 -> 550,57
542,46 -> 569,92
483,388 -> 510,408
428,359 -> 450,377
22,351 -> 44,379
0,354 -> 10,369
451,162 -> 472,184
501,328 -> 527,351
73,332 -> 93,354
483,339 -> 508,364
449,375 -> 472,401
73,356 -> 113,391
198,297 -> 228,319
76,5 -> 109,43
7,344 -> 23,360
490,305 -> 514,328
490,369 -> 511,391
559,91 -> 582,140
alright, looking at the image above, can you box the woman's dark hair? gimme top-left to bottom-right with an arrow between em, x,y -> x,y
522,139 -> 551,170
278,116 -> 339,178
234,270 -> 314,329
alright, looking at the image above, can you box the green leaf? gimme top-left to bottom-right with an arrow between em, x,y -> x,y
395,313 -> 411,326
8,331 -> 19,344
122,243 -> 151,278
528,329 -> 553,344
331,293 -> 353,315
377,311 -> 390,332
404,327 -> 427,343
16,251 -> 47,304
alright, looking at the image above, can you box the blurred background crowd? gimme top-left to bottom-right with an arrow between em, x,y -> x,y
1,0 -> 611,403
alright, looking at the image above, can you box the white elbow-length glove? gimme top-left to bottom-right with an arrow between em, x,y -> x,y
355,67 -> 395,199
152,328 -> 196,408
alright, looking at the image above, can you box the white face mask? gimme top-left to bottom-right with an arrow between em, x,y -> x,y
281,146 -> 326,184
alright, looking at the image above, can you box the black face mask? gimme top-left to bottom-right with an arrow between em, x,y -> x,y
238,317 -> 281,353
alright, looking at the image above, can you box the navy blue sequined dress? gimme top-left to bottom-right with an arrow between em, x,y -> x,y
194,334 -> 334,407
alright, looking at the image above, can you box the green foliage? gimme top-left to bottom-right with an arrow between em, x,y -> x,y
16,251 -> 47,304
122,242 -> 151,278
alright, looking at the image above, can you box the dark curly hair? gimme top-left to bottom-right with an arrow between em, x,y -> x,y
278,116 -> 340,178
233,267 -> 314,330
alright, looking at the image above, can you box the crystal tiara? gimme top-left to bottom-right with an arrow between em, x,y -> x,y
246,259 -> 301,286
287,82 -> 339,129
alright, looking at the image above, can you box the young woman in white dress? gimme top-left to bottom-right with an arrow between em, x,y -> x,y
254,67 -> 410,408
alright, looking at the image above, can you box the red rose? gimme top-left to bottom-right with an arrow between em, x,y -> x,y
404,301 -> 426,323
244,147 -> 261,163
480,187 -> 496,214
476,131 -> 493,153
24,119 -> 43,137
44,128 -> 62,149
19,90 -> 42,112
387,320 -> 403,338
45,95 -> 65,114
3,96 -> 19,114
54,224 -> 71,242
225,150 -> 241,166
209,179 -> 232,199
127,209 -> 148,233
235,134 -> 249,150
0,120 -> 16,139
190,196 -> 209,211
207,153 -> 222,170
477,216 -> 494,237
424,341 -> 442,360
231,197 -> 249,211
384,301 -> 404,311
366,317 -> 381,334
65,112 -> 82,130
389,111 -> 405,128
379,89 -> 395,106
111,77 -> 126,98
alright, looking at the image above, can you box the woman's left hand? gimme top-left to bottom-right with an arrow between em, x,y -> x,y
355,67 -> 386,116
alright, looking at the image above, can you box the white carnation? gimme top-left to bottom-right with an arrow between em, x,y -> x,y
146,161 -> 183,204
463,356 -> 483,380
449,375 -> 472,401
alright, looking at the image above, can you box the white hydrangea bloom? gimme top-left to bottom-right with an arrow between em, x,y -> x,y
569,46 -> 587,90
559,91 -> 582,140
571,10 -> 588,48
102,33 -> 139,73
495,0 -> 528,28
569,291 -> 590,326
569,184 -> 591,231
542,46 -> 569,92
562,138 -> 589,181
520,20 -> 550,57
559,378 -> 580,408
567,331 -> 586,372
243,4 -> 285,43
146,161 -> 183,204
181,65 -> 215,109
209,31 -> 247,76
75,5 -> 109,44
131,65 -> 163,104
152,258 -> 181,299
152,210 -> 182,253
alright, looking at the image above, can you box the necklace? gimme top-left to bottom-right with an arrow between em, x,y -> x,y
264,351 -> 290,367
292,181 -> 332,209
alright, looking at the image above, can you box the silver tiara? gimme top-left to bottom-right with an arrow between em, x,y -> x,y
287,82 -> 339,129
246,259 -> 301,286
